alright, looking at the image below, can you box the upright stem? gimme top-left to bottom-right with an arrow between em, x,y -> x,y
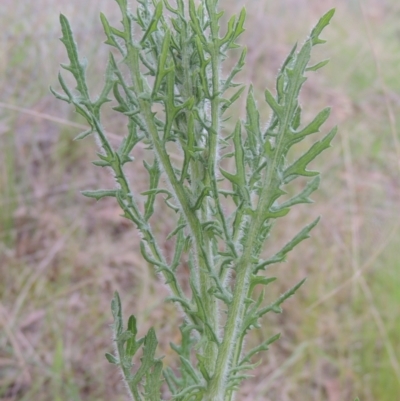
200,2 -> 224,374
123,18 -> 222,377
205,218 -> 261,401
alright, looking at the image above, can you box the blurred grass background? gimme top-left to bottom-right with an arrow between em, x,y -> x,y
1,0 -> 399,400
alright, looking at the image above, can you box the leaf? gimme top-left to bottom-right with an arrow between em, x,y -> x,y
264,89 -> 283,119
239,333 -> 280,365
140,1 -> 164,45
144,360 -> 164,401
105,352 -> 119,365
257,278 -> 307,318
219,14 -> 236,46
249,275 -> 277,295
222,47 -> 247,92
59,14 -> 90,99
163,367 -> 179,395
274,175 -> 320,210
81,189 -> 118,201
232,8 -> 246,43
74,128 -> 93,141
171,384 -> 204,399
166,223 -> 187,240
196,353 -> 211,381
254,217 -> 320,273
111,292 -> 123,337
118,121 -> 142,164
179,356 -> 201,384
152,29 -> 172,96
263,206 -> 290,219
189,0 -> 207,44
191,186 -> 211,211
118,330 -> 134,343
131,328 -> 159,386
100,12 -> 125,47
245,86 -> 262,152
125,315 -> 139,356
293,107 -> 331,139
220,122 -> 250,203
92,160 -> 110,167
306,59 -> 330,72
310,8 -> 335,45
143,159 -> 161,220
283,127 -> 337,183
140,241 -> 169,269
221,85 -> 245,114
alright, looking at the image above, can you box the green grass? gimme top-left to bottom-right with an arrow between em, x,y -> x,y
0,0 -> 399,400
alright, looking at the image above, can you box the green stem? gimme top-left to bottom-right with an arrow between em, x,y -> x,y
205,220 -> 260,401
206,84 -> 296,399
124,28 -> 221,375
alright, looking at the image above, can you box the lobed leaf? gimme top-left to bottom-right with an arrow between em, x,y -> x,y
59,14 -> 90,100
283,127 -> 337,183
254,217 -> 320,273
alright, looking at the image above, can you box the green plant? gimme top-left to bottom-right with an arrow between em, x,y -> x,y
52,1 -> 336,400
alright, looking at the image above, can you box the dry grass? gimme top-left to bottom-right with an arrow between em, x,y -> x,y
1,0 -> 400,400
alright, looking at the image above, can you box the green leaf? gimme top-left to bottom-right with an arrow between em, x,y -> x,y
257,278 -> 307,318
179,356 -> 201,384
126,315 -> 139,358
222,47 -> 247,92
92,160 -> 110,167
111,292 -> 123,337
189,0 -> 207,44
263,207 -> 290,219
293,107 -> 331,138
264,88 -> 283,119
166,223 -> 187,240
232,8 -> 246,42
221,85 -> 245,114
100,13 -> 125,48
118,330 -> 134,343
219,14 -> 236,46
140,1 -> 164,45
152,29 -> 172,96
249,275 -> 277,295
118,121 -> 141,164
144,360 -> 163,401
283,127 -> 337,183
191,186 -> 211,211
131,327 -> 159,386
143,159 -> 161,220
81,189 -> 118,201
105,352 -> 119,364
74,128 -> 93,141
274,175 -> 320,210
254,217 -> 320,273
245,86 -> 262,151
140,241 -> 169,269
100,13 -> 117,47
172,384 -> 204,399
240,333 -> 280,365
196,353 -> 211,381
163,366 -> 179,395
310,8 -> 335,45
306,59 -> 330,72
59,14 -> 90,99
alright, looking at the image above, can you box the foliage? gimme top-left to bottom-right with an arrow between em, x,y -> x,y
52,1 -> 335,400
